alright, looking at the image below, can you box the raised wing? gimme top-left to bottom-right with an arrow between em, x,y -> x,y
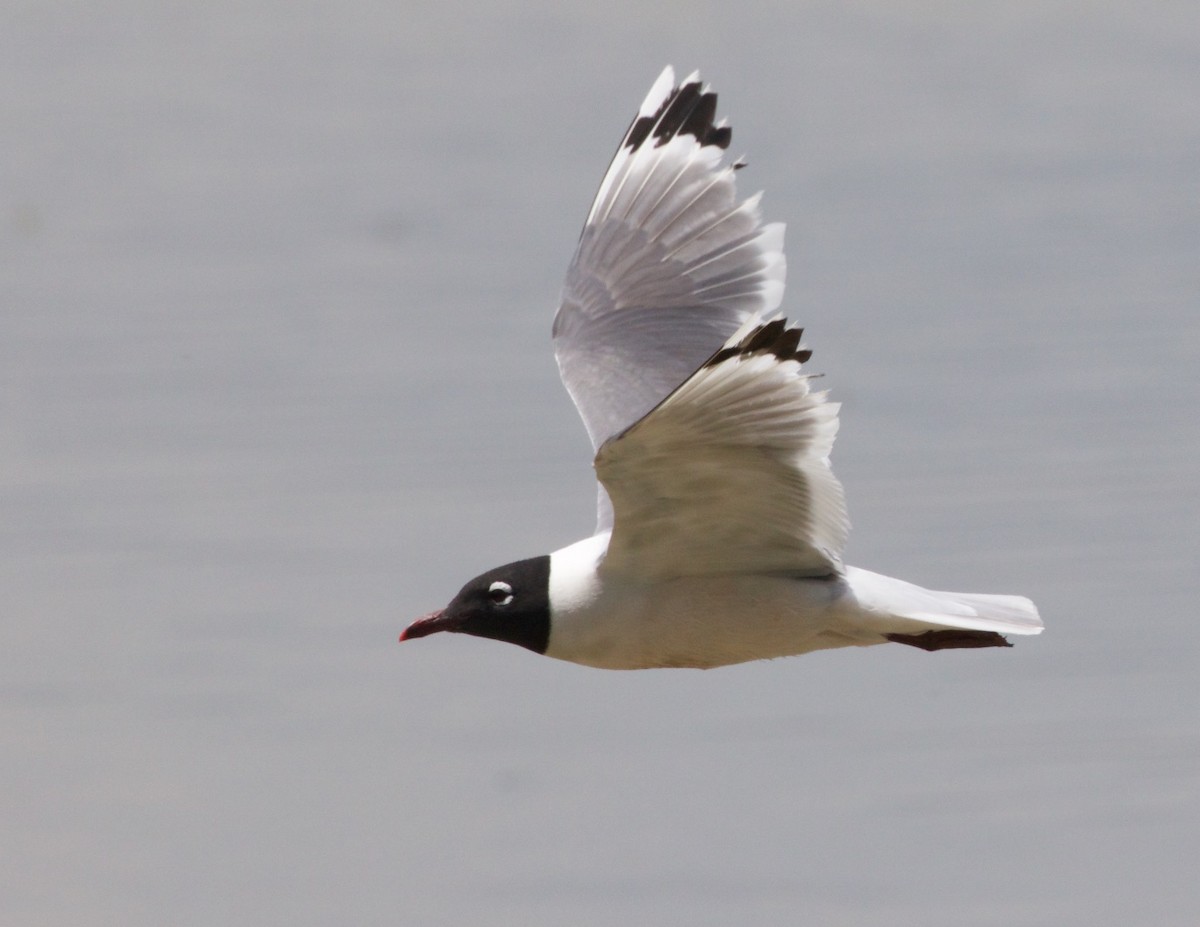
553,67 -> 786,531
596,319 -> 848,581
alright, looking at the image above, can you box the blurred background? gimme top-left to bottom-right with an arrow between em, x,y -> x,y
3,2 -> 1198,924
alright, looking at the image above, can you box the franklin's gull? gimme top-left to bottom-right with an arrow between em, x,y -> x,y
401,68 -> 1043,669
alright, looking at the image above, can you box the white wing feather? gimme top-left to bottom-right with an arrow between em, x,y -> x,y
596,319 -> 849,581
553,67 -> 786,531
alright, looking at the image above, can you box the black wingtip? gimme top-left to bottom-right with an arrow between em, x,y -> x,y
626,77 -> 733,152
704,319 -> 812,369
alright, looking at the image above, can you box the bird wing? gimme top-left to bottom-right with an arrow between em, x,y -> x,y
553,67 -> 786,531
595,318 -> 849,581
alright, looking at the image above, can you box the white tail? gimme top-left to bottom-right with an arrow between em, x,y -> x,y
845,567 -> 1043,637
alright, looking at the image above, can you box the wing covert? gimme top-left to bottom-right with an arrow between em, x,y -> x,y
595,319 -> 849,581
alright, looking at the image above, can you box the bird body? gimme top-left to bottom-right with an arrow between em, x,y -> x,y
546,532 -> 857,670
401,67 -> 1042,669
540,533 -> 1035,669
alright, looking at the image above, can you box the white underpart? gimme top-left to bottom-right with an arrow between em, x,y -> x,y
546,537 -> 1040,671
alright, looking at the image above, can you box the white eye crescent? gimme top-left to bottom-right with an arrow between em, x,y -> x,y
488,581 -> 514,606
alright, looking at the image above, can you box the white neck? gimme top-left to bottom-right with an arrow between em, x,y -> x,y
547,532 -> 609,613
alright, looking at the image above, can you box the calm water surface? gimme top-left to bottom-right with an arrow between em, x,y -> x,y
4,3 -> 1198,925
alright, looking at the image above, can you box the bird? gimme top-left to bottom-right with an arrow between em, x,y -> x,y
400,67 -> 1042,670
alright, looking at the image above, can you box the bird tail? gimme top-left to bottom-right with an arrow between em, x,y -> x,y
844,567 -> 1043,648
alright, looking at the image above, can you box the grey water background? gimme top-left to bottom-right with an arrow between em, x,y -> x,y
4,3 -> 1198,924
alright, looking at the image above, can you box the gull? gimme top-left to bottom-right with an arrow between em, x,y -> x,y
401,67 -> 1042,669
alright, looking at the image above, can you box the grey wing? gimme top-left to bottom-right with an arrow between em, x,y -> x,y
552,67 -> 786,532
596,319 -> 849,580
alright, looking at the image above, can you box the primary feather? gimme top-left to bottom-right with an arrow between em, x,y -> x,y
554,67 -> 786,530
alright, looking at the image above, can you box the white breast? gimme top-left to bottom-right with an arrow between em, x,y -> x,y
545,535 -> 875,670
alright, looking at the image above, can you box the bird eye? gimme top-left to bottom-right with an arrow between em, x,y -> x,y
488,581 -> 514,606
